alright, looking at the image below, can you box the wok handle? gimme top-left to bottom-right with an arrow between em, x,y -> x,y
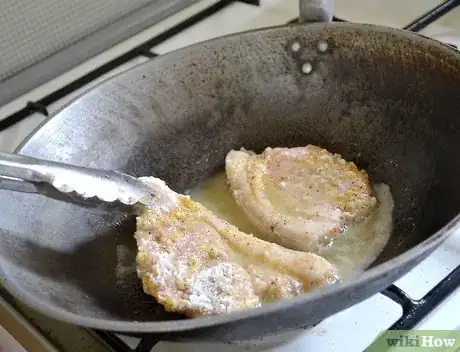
299,0 -> 335,23
0,151 -> 153,212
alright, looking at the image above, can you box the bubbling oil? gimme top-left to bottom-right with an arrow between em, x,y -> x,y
189,171 -> 394,279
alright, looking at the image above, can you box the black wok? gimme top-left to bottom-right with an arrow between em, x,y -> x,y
1,0 -> 460,342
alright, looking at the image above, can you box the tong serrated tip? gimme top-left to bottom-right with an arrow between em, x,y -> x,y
0,152 -> 157,213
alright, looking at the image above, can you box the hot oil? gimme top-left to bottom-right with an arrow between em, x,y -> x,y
317,183 -> 394,278
189,171 -> 394,280
189,172 -> 269,241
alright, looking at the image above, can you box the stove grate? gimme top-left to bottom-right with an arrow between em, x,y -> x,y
88,265 -> 460,352
383,264 -> 460,331
403,0 -> 460,32
2,1 -> 459,351
0,0 -> 260,132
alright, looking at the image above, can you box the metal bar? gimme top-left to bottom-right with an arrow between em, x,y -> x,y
134,337 -> 159,352
403,0 -> 460,32
89,330 -> 132,352
299,0 -> 335,23
363,265 -> 460,351
25,102 -> 49,116
288,16 -> 346,24
0,49 -> 142,132
238,0 -> 260,5
381,285 -> 414,311
133,46 -> 158,58
387,265 -> 460,330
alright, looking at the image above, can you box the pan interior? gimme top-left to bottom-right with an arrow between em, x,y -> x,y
1,23 -> 460,324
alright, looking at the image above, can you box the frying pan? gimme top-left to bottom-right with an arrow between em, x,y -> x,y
1,0 -> 460,342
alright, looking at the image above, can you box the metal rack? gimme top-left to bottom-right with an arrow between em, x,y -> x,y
91,265 -> 460,352
2,0 -> 459,351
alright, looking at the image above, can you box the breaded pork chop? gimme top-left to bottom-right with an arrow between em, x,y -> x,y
134,177 -> 337,317
225,145 -> 377,253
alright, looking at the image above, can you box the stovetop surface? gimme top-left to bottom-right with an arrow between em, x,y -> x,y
1,1 -> 460,352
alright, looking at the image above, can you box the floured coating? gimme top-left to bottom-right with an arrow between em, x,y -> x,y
134,177 -> 337,317
225,145 -> 377,252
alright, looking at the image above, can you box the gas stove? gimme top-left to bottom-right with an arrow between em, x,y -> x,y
1,1 -> 460,351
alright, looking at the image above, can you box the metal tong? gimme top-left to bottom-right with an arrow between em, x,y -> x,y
0,152 -> 156,213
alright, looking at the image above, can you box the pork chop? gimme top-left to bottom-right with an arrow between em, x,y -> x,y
225,145 -> 377,253
134,177 -> 337,317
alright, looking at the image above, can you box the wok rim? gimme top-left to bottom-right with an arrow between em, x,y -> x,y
3,21 -> 460,333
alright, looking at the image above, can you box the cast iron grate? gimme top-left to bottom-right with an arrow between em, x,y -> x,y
382,265 -> 460,331
89,265 -> 460,351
